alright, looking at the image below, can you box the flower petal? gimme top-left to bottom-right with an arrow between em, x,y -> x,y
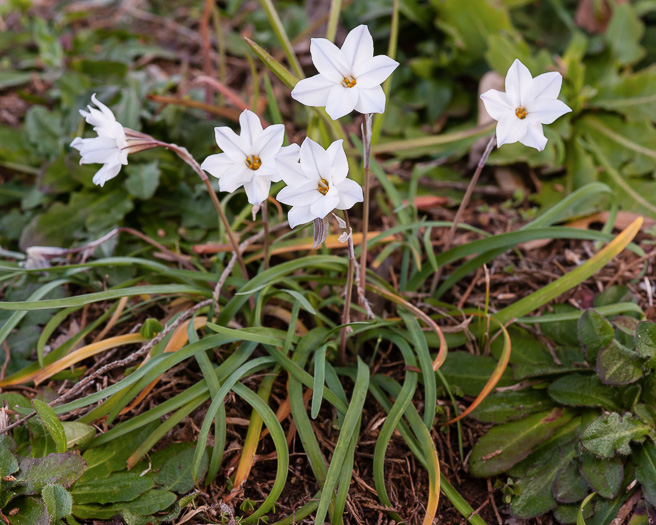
310,38 -> 349,82
525,98 -> 572,125
276,156 -> 307,186
300,137 -> 329,181
532,72 -> 563,100
287,205 -> 316,228
325,84 -> 359,120
201,153 -> 237,180
480,89 -> 513,121
244,175 -> 272,205
214,126 -> 248,163
505,59 -> 533,108
310,193 -> 340,219
354,55 -> 398,88
519,123 -> 548,151
218,166 -> 253,194
353,85 -> 386,115
340,25 -> 373,71
335,178 -> 363,210
253,124 -> 284,160
71,136 -> 121,164
495,116 -> 528,147
239,110 -> 264,150
291,74 -> 335,108
91,162 -> 123,187
276,181 -> 322,206
325,140 -> 348,184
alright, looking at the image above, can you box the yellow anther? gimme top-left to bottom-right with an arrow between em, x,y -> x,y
341,76 -> 357,88
245,155 -> 262,170
318,178 -> 330,195
515,107 -> 528,120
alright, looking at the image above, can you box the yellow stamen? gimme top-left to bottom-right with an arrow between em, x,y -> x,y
318,178 -> 330,195
515,107 -> 527,120
245,155 -> 262,170
341,76 -> 357,88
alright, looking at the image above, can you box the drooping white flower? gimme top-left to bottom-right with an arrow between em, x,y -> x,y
70,94 -> 149,187
480,59 -> 572,151
201,109 -> 300,206
276,138 -> 363,228
291,25 -> 399,120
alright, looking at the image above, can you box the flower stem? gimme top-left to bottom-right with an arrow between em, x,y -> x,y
358,113 -> 373,306
158,140 -> 249,281
430,134 -> 496,294
262,200 -> 270,271
339,211 -> 355,365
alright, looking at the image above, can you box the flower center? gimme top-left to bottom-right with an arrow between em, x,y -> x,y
515,107 -> 528,120
341,76 -> 357,88
245,155 -> 262,171
317,178 -> 330,195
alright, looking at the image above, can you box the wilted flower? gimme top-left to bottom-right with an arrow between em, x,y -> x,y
201,109 -> 300,205
276,138 -> 363,228
291,25 -> 399,120
71,94 -> 152,186
480,59 -> 572,151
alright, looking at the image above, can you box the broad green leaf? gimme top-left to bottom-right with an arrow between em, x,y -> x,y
24,106 -> 62,161
552,502 -> 593,525
635,441 -> 656,506
72,489 -> 176,520
42,484 -> 73,523
15,453 -> 86,495
71,472 -> 154,504
513,346 -> 586,380
635,321 -> 656,360
62,422 -> 95,450
547,374 -> 622,411
470,408 -> 574,477
578,310 -> 614,364
8,496 -> 49,525
0,444 -> 18,477
125,162 -> 161,200
605,3 -> 645,66
553,461 -> 589,504
32,399 -> 66,453
430,0 -> 513,61
439,351 -> 514,396
581,413 -> 650,458
579,452 -> 623,499
470,389 -> 557,424
592,67 -> 656,121
510,445 -> 576,518
152,445 -> 207,493
596,341 -> 643,385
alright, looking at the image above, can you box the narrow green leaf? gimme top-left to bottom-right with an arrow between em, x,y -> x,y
314,358 -> 369,525
635,441 -> 656,506
577,493 -> 596,525
311,345 -> 327,419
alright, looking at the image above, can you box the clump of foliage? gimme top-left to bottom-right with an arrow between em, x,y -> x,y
467,292 -> 656,523
0,393 -> 201,524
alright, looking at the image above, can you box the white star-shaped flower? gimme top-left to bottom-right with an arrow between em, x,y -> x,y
276,138 -> 363,228
480,59 -> 572,151
291,25 -> 399,120
201,109 -> 300,206
71,94 -> 143,187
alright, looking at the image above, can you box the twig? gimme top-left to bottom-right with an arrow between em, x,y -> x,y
1,342 -> 10,381
430,134 -> 496,293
